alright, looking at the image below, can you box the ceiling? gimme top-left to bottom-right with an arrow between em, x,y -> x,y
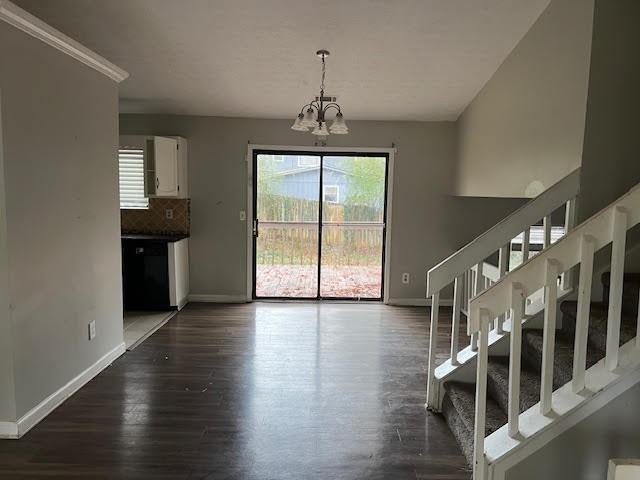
14,0 -> 550,121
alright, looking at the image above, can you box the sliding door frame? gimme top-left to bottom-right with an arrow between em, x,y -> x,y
246,144 -> 396,303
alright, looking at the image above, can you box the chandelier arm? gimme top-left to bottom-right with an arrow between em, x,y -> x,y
300,103 -> 320,114
322,103 -> 342,114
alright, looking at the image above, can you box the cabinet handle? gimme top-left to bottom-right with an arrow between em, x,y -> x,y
156,177 -> 159,190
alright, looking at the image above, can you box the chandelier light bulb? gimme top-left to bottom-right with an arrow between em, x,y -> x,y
291,114 -> 308,131
311,122 -> 330,136
301,108 -> 317,128
329,113 -> 348,134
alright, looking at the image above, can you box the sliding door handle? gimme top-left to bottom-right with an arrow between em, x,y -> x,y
253,219 -> 259,238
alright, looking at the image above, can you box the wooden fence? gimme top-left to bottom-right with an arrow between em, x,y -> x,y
256,194 -> 384,266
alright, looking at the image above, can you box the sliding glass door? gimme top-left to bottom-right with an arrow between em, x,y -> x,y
253,151 -> 388,300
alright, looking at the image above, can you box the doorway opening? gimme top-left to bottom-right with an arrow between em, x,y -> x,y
251,150 -> 389,300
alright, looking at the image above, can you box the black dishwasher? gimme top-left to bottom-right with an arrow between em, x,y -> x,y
121,239 -> 170,310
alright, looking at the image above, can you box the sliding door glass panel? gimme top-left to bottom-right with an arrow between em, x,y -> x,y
320,156 -> 386,299
254,154 -> 320,298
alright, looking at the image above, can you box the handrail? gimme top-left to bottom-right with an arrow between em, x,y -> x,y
467,180 -> 640,480
469,182 -> 640,331
427,168 -> 580,297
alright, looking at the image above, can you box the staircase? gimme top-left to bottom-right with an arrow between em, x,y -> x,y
425,172 -> 640,479
442,272 -> 639,466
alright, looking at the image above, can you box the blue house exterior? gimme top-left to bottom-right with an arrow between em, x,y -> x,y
265,155 -> 352,204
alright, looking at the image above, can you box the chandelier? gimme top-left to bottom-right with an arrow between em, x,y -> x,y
291,50 -> 348,136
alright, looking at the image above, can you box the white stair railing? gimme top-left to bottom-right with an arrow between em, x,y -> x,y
468,182 -> 640,480
426,169 -> 580,407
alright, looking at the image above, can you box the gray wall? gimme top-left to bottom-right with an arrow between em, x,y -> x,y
0,88 -> 16,423
578,0 -> 640,221
120,114 -> 524,301
0,23 -> 123,419
456,0 -> 594,198
506,382 -> 640,480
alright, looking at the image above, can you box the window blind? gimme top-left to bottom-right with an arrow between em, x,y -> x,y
118,148 -> 149,209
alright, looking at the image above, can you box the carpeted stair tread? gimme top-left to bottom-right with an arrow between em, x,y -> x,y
487,356 -> 541,414
521,330 -> 603,389
442,381 -> 507,466
560,300 -> 637,353
443,381 -> 507,435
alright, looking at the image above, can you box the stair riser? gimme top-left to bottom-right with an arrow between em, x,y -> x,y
442,395 -> 474,466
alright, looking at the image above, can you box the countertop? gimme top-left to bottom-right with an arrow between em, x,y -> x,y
121,233 -> 189,243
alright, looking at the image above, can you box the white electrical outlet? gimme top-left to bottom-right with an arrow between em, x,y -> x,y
88,320 -> 96,340
239,210 -> 246,221
165,209 -> 174,219
402,273 -> 410,284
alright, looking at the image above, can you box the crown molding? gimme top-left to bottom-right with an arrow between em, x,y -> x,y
0,0 -> 129,83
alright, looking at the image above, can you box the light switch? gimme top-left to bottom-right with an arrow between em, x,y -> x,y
240,210 -> 246,221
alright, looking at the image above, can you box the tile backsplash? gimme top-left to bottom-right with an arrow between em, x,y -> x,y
121,198 -> 190,235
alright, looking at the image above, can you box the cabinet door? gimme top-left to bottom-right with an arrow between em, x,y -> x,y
154,136 -> 179,196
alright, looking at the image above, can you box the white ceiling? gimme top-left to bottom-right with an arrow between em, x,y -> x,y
14,0 -> 549,121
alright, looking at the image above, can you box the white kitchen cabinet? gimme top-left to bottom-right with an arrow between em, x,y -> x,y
173,136 -> 188,198
168,238 -> 189,310
144,136 -> 188,198
153,136 -> 178,196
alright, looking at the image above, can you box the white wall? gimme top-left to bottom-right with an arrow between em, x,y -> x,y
120,114 -> 525,302
0,22 -> 123,420
456,0 -> 595,198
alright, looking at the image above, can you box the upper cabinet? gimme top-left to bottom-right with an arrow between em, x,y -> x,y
152,136 -> 178,196
144,136 -> 188,198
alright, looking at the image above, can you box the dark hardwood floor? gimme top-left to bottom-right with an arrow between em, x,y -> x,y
0,302 -> 470,479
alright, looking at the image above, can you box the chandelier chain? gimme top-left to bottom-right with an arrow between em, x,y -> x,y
320,54 -> 326,93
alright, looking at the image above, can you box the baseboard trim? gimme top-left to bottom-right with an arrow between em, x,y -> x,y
0,341 -> 126,439
387,297 -> 454,307
0,421 -> 18,438
176,296 -> 189,311
187,294 -> 248,304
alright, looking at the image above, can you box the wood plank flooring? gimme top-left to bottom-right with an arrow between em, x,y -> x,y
0,302 -> 470,479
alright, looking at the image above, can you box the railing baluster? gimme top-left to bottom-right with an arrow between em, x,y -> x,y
471,263 -> 484,351
606,207 -> 628,371
543,215 -> 552,249
561,197 -> 578,290
572,235 -> 595,393
540,259 -> 560,415
508,283 -> 524,438
496,245 -> 509,334
451,276 -> 463,366
473,311 -> 491,480
426,292 -> 440,407
523,227 -> 531,262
